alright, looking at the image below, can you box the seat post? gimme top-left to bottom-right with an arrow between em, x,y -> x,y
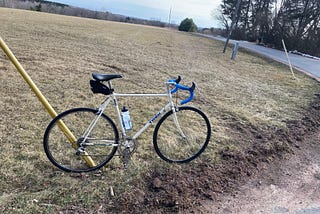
108,80 -> 113,90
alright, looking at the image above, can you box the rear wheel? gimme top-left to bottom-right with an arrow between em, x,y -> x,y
43,108 -> 119,172
153,106 -> 211,163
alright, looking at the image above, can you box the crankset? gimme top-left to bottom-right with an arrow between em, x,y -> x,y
118,138 -> 139,168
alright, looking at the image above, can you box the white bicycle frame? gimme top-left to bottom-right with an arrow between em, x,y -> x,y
81,81 -> 186,147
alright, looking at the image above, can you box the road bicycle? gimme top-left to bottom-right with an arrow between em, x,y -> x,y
43,73 -> 211,172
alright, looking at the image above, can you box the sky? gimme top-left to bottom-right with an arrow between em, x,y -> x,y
53,0 -> 222,28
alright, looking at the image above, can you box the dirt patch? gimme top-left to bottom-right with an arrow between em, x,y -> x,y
98,95 -> 320,213
204,128 -> 320,213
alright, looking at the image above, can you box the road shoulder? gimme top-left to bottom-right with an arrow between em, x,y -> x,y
203,131 -> 320,213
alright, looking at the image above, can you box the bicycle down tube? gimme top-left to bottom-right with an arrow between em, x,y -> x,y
86,92 -> 174,142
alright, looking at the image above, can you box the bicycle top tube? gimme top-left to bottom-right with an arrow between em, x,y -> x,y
167,76 -> 196,105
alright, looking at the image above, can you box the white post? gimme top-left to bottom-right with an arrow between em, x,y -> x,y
282,39 -> 296,79
231,42 -> 239,60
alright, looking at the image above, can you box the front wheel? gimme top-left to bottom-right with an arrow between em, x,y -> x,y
43,108 -> 119,172
153,106 -> 211,163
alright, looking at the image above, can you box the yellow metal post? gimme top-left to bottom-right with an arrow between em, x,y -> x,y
0,36 -> 96,167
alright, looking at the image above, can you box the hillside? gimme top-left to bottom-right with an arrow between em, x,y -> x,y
0,0 -> 169,28
0,8 -> 320,212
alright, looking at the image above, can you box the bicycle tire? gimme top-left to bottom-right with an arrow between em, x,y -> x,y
153,106 -> 211,163
43,108 -> 119,172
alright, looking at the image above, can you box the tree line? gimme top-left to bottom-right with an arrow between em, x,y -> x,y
0,0 -> 173,28
218,0 -> 320,57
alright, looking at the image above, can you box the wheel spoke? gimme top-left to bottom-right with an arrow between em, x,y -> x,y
153,106 -> 211,163
43,108 -> 118,172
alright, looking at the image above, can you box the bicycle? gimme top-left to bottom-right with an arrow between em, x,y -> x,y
43,73 -> 211,172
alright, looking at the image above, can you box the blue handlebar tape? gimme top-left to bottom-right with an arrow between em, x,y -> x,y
170,83 -> 194,105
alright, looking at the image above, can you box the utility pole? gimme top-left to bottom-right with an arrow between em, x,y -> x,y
168,5 -> 172,25
223,0 -> 242,53
168,0 -> 174,26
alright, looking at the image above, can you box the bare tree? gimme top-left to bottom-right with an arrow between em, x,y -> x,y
215,0 -> 320,56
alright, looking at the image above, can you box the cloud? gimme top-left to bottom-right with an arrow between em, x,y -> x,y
54,0 -> 222,27
108,0 -> 220,16
126,0 -> 221,26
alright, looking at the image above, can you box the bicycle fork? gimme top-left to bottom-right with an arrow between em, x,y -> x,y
171,107 -> 187,138
167,82 -> 186,139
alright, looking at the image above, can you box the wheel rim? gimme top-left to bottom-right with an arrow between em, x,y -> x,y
44,108 -> 118,172
154,106 -> 211,163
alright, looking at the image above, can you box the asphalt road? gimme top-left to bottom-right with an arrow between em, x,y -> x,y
197,34 -> 320,81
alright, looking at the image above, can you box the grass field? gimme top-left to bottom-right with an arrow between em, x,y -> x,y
1,8 -> 320,213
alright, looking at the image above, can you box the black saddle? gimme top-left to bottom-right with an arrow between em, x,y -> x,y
92,73 -> 122,82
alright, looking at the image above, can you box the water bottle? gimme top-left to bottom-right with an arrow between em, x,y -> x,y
121,106 -> 132,130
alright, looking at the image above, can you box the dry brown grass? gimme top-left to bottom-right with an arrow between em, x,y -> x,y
0,8 -> 319,212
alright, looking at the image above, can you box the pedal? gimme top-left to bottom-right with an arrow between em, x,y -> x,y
121,147 -> 131,168
118,139 -> 139,168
